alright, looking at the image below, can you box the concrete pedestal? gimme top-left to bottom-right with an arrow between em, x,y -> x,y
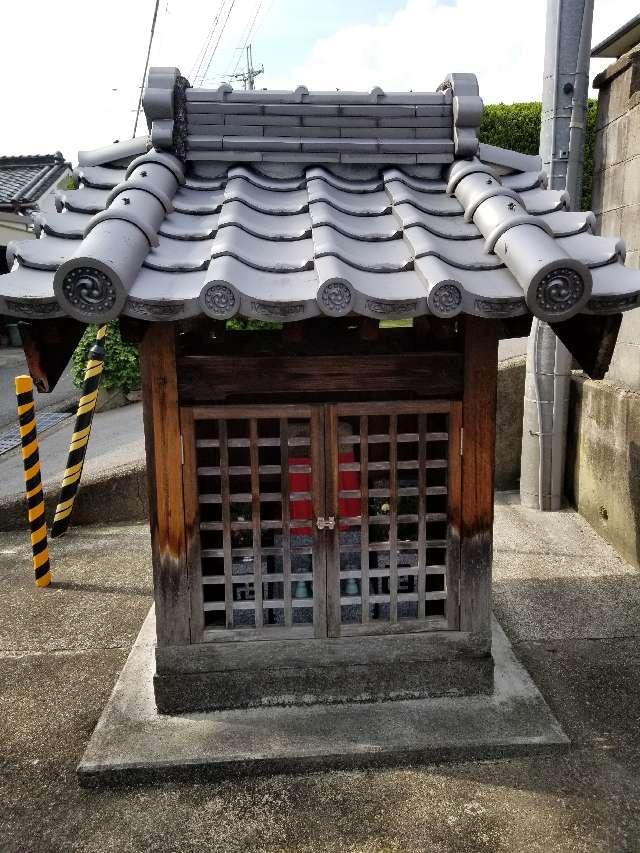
78,608 -> 568,786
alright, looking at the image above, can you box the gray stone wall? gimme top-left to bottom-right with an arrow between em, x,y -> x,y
593,48 -> 640,387
495,356 -> 526,491
566,374 -> 640,569
562,46 -> 640,568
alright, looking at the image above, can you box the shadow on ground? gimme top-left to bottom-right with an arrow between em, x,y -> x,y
0,504 -> 639,852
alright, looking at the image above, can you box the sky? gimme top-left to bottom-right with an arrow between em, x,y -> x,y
0,0 -> 637,159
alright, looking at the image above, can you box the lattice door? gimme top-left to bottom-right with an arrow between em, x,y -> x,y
183,400 -> 461,643
325,402 -> 462,636
183,405 -> 326,642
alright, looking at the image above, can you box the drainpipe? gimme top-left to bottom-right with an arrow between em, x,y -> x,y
566,0 -> 594,208
520,0 -> 594,510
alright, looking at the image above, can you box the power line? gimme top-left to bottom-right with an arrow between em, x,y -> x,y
225,0 -> 262,77
189,0 -> 225,83
199,0 -> 238,86
229,44 -> 264,90
229,0 -> 263,77
227,19 -> 254,78
133,0 -> 161,137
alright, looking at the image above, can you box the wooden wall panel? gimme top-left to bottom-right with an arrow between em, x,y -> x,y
178,353 -> 464,402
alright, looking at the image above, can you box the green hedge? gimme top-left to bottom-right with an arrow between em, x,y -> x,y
71,323 -> 140,393
71,104 -> 598,390
479,99 -> 597,210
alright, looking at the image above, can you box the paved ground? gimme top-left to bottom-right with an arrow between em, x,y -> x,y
0,348 -> 77,430
0,402 -> 144,501
1,492 -> 639,852
498,336 -> 527,361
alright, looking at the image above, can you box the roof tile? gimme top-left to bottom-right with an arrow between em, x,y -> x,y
3,140 -> 640,327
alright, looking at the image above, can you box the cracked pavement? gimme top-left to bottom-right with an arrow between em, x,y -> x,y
1,495 -> 639,852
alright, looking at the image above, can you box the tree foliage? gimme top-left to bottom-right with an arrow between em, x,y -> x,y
71,323 -> 139,393
480,102 -> 543,155
479,99 -> 597,209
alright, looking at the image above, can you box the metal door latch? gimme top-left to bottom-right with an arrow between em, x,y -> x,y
316,516 -> 336,530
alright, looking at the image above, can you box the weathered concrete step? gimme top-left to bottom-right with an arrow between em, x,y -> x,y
78,610 -> 568,787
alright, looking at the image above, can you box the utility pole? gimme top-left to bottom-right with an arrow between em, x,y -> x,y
520,0 -> 594,511
229,44 -> 264,90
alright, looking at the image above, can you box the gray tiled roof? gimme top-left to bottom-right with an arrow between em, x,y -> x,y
1,70 -> 639,324
0,153 -> 70,210
144,68 -> 481,163
2,151 -> 637,324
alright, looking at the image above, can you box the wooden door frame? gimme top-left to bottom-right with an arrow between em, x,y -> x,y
179,399 -> 464,644
181,402 -> 327,644
324,400 -> 462,638
144,317 -> 497,650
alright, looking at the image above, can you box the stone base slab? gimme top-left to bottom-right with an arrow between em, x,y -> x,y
78,607 -> 568,786
153,654 -> 494,713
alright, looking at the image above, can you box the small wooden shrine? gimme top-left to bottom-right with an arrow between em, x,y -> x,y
2,69 -> 639,713
143,313 -> 496,710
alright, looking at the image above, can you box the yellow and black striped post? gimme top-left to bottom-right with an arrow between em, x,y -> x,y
15,375 -> 52,588
51,325 -> 107,539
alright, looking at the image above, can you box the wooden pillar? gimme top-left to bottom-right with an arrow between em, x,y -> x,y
140,323 -> 191,646
460,316 -> 498,643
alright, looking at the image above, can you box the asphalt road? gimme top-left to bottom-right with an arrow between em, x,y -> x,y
499,336 -> 528,360
2,495 -> 640,852
0,348 -> 77,430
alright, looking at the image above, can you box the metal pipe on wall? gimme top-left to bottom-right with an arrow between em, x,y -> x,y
520,0 -> 594,510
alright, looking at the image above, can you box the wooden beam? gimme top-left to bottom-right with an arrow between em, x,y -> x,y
498,314 -> 532,340
139,323 -> 191,646
178,352 -> 464,402
18,317 -> 85,393
550,312 -> 622,380
358,318 -> 380,341
459,316 -> 498,642
118,316 -> 149,345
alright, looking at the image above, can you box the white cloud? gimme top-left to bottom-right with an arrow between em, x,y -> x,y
263,0 -> 546,101
0,0 -> 638,158
264,0 -> 640,103
0,0 -> 262,158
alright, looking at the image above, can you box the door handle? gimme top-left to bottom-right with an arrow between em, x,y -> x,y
316,516 -> 336,531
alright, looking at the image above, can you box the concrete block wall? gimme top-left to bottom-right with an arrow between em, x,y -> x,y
592,48 -> 640,387
566,374 -> 640,569
495,356 -> 526,490
563,45 -> 640,569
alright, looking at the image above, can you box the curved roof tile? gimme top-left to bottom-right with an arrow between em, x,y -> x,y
218,201 -> 311,239
313,226 -> 412,272
3,141 -> 640,324
210,226 -> 314,272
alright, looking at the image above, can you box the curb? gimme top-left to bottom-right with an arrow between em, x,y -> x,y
0,461 -> 149,532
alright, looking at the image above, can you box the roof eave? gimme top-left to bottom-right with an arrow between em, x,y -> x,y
591,13 -> 640,58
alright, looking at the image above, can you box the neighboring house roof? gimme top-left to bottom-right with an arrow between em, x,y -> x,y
591,14 -> 640,59
1,69 -> 639,325
0,153 -> 70,212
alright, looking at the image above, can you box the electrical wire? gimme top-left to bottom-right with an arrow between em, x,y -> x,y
190,0 -> 226,84
227,12 -> 255,77
199,0 -> 238,85
133,0 -> 161,137
229,0 -> 263,77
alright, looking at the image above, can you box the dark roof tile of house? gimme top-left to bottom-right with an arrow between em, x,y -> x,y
0,153 -> 70,210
